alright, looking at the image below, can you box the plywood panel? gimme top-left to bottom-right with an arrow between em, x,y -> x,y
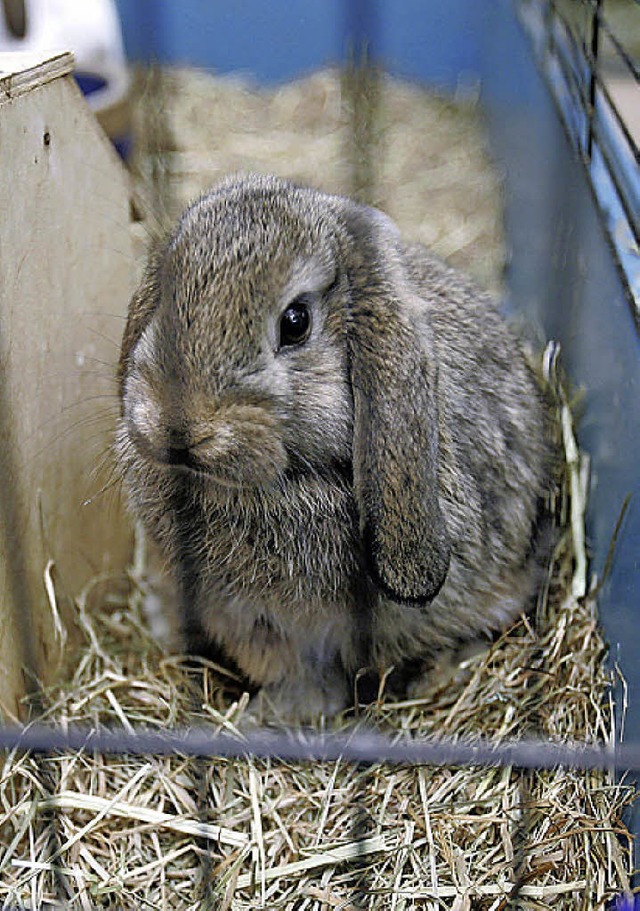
0,53 -> 135,716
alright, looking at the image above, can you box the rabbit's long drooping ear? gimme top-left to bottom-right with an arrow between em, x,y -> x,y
340,204 -> 451,606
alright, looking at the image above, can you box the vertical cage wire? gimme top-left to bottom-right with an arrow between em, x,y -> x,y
523,0 -> 639,312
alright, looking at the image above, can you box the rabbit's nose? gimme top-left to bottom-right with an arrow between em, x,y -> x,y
165,429 -> 191,466
166,444 -> 191,466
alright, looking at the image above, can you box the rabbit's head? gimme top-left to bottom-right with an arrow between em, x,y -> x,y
118,174 -> 451,606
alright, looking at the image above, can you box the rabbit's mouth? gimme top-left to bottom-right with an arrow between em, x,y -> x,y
168,458 -> 280,490
120,384 -> 291,486
125,421 -> 289,489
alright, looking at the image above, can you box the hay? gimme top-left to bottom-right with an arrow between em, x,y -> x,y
0,67 -> 634,909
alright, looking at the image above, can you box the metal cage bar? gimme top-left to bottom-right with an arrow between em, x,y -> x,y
521,0 -> 640,314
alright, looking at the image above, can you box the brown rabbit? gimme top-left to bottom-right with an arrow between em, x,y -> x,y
116,173 -> 552,720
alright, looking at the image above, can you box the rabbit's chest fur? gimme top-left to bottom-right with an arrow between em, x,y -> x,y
149,468 -> 364,685
188,472 -> 357,601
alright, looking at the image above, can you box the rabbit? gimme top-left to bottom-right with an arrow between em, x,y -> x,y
116,172 -> 553,722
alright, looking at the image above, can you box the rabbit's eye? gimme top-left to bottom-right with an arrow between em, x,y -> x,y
279,298 -> 312,348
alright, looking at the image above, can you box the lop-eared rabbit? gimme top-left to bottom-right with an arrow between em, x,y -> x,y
117,174 -> 552,721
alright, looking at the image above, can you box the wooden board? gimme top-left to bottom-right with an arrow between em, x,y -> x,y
0,50 -> 74,101
0,53 -> 135,717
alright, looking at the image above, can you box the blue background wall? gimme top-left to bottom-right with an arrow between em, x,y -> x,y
114,0 -> 487,90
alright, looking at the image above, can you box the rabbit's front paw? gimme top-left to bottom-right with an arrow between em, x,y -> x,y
248,673 -> 350,725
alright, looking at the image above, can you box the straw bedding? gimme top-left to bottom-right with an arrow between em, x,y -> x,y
0,68 -> 635,909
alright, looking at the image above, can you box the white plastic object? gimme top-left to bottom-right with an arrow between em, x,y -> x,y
0,0 -> 129,119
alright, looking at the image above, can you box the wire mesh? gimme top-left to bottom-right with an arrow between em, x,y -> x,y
521,0 -> 640,312
0,722 -> 638,771
1,0 -> 639,906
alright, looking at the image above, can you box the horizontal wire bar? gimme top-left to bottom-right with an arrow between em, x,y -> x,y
0,723 -> 637,772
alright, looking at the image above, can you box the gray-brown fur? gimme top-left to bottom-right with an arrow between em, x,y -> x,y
116,174 -> 552,720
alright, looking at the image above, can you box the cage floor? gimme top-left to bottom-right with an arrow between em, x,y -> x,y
0,68 -> 634,910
